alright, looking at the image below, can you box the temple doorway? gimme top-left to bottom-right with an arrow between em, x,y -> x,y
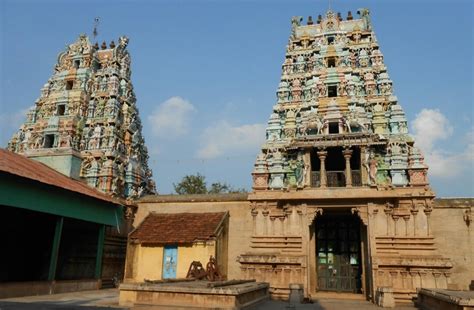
315,212 -> 362,293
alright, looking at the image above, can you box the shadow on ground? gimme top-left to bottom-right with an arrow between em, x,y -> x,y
0,301 -> 122,310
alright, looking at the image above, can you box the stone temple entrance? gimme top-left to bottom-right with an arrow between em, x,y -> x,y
315,213 -> 362,294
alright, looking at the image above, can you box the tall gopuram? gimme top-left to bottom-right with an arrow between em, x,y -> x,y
7,34 -> 156,199
243,9 -> 452,302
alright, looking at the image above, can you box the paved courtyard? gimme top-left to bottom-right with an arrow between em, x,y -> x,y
0,289 -> 418,310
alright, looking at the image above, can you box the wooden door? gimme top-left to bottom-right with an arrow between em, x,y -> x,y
162,245 -> 177,279
316,215 -> 361,293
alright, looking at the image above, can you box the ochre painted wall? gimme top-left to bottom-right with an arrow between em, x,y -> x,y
176,243 -> 216,278
134,245 -> 163,281
128,242 -> 216,281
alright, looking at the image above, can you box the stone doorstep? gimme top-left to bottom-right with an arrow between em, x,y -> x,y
418,288 -> 474,306
310,291 -> 366,300
120,282 -> 269,296
131,293 -> 269,310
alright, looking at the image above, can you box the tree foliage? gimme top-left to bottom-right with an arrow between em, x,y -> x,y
173,173 -> 207,195
173,173 -> 247,195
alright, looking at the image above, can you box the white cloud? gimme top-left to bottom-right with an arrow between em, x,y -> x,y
412,109 -> 453,152
147,96 -> 196,138
0,106 -> 30,128
0,106 -> 31,145
411,109 -> 473,179
197,121 -> 266,159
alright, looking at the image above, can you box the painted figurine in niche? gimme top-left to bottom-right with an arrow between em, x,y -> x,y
368,152 -> 377,185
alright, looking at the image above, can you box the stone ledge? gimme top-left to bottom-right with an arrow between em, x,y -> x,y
418,288 -> 474,306
139,193 -> 249,203
434,198 -> 474,208
119,281 -> 269,296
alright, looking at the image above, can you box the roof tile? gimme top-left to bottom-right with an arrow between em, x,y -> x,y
0,148 -> 119,205
130,212 -> 227,244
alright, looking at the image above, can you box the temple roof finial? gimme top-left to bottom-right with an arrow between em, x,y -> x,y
92,17 -> 100,41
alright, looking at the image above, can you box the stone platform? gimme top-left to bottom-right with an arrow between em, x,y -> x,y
417,288 -> 474,310
119,280 -> 269,309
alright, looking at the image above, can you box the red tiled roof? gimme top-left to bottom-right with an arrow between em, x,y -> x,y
130,212 -> 228,244
0,148 -> 119,205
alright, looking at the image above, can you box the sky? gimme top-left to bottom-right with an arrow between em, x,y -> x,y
0,0 -> 473,197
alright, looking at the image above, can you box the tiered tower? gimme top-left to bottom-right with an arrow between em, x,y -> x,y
243,9 -> 451,302
252,9 -> 428,190
7,35 -> 156,199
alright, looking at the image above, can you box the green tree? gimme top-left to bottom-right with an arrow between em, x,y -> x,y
173,173 -> 207,194
173,174 -> 248,194
208,182 -> 230,194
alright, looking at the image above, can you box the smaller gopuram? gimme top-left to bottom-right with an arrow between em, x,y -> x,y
244,8 -> 453,302
7,35 -> 156,199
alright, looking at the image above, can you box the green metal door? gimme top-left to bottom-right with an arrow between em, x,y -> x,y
316,215 -> 362,293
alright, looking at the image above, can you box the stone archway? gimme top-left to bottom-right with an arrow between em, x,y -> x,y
306,206 -> 371,299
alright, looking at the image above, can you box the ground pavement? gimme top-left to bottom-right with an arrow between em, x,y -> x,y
0,289 -> 418,310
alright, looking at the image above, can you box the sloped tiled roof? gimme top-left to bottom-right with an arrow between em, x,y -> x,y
0,148 -> 119,205
130,212 -> 228,244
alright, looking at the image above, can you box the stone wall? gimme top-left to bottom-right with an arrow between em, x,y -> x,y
134,194 -> 474,300
431,198 -> 473,290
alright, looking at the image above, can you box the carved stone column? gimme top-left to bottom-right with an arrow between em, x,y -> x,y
410,203 -> 419,236
384,203 -> 394,236
424,204 -> 433,236
343,148 -> 353,187
262,208 -> 270,235
351,207 -> 368,226
306,207 -> 323,226
317,150 -> 327,188
251,203 -> 258,235
303,151 -> 312,188
393,215 -> 400,236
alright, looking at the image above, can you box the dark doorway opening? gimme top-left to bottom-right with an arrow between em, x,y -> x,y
57,104 -> 66,116
56,218 -> 100,280
315,212 -> 362,293
0,206 -> 56,282
328,122 -> 339,134
66,81 -> 74,90
44,134 -> 55,148
327,57 -> 336,67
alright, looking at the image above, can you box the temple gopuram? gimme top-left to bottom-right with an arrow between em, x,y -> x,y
125,9 -> 472,308
243,9 -> 453,301
7,35 -> 156,199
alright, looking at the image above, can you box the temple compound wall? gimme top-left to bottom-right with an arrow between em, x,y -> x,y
429,199 -> 473,290
135,194 -> 473,304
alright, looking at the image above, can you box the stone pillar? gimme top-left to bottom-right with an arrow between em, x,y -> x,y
317,150 -> 327,188
251,205 -> 258,235
303,151 -> 312,188
424,205 -> 433,236
263,209 -> 270,235
48,216 -> 64,281
343,148 -> 353,187
95,224 -> 106,279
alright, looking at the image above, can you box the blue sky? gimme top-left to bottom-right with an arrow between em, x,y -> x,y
1,0 -> 473,197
